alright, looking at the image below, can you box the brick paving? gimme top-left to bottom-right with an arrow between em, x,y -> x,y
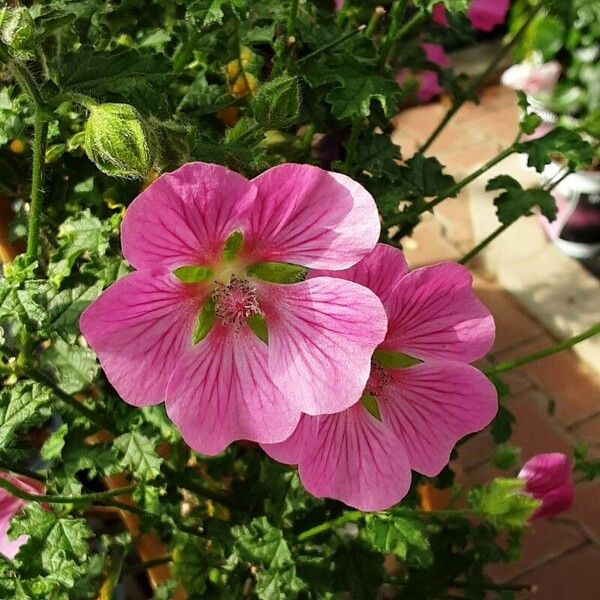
393,85 -> 600,598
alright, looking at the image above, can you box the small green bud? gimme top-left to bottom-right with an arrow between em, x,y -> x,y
251,75 -> 300,129
0,7 -> 35,58
84,103 -> 156,179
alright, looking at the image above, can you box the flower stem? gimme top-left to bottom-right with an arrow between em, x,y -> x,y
485,323 -> 600,376
385,7 -> 426,65
297,26 -> 366,65
286,0 -> 299,37
343,118 -> 362,173
366,6 -> 386,38
386,145 -> 516,231
25,112 -> 49,260
419,6 -> 542,154
0,477 -> 135,505
126,554 -> 173,574
297,507 -> 475,541
458,221 -> 510,265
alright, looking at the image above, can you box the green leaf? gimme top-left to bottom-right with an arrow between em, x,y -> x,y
0,278 -> 50,332
326,74 -> 403,120
469,478 -> 540,529
247,262 -> 307,284
0,381 -> 53,447
222,231 -> 244,262
113,432 -> 162,481
41,334 -> 99,394
192,297 -> 216,344
173,265 -> 213,283
54,47 -> 171,115
486,175 -> 557,225
48,210 -> 112,286
251,75 -> 300,129
187,0 -> 247,29
395,153 -> 456,201
356,133 -> 402,179
363,514 -> 433,568
41,423 -> 69,461
515,127 -> 595,172
46,282 -> 103,341
360,394 -> 381,421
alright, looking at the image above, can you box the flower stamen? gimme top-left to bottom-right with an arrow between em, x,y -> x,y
213,276 -> 262,329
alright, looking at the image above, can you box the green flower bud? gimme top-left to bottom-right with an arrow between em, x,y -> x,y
84,103 -> 156,179
0,6 -> 36,58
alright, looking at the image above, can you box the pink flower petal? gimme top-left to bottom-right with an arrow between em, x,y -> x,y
383,263 -> 495,362
432,3 -> 449,27
165,325 -> 301,455
293,404 -> 411,511
244,164 -> 380,270
519,453 -> 571,495
311,243 -> 408,309
262,414 -> 318,465
417,71 -> 443,103
422,43 -> 450,69
467,0 -> 510,32
259,277 -> 387,415
0,474 -> 44,559
121,162 -> 256,271
380,361 -> 497,476
80,271 -> 205,406
531,482 -> 574,519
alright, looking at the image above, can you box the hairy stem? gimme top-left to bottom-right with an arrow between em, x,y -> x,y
297,26 -> 366,64
485,323 -> 600,375
0,477 -> 135,504
420,6 -> 542,154
287,0 -> 299,37
343,118 -> 362,173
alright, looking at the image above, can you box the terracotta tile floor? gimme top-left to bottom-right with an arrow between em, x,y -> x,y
393,85 -> 600,598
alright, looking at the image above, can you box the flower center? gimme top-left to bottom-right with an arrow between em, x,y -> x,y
365,360 -> 390,398
212,276 -> 262,328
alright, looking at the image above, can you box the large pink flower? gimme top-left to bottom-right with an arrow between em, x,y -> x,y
263,244 -> 497,511
81,162 -> 386,455
0,473 -> 44,559
518,453 -> 575,520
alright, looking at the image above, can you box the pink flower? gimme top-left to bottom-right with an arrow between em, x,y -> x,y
334,0 -> 344,11
432,3 -> 449,27
518,453 -> 575,519
80,162 -> 386,455
422,43 -> 451,69
467,0 -> 510,32
501,61 -> 561,96
396,43 -> 450,103
0,473 -> 44,559
263,244 -> 497,511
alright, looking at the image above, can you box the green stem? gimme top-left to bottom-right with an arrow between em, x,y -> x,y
7,59 -> 46,111
386,145 -> 516,230
125,554 -> 173,574
420,6 -> 542,154
385,9 -> 426,65
458,221 -> 510,265
343,119 -> 362,173
298,507 -> 475,541
25,113 -> 49,260
297,26 -> 366,64
298,510 -> 364,541
0,478 -> 135,505
286,0 -> 299,37
29,368 -> 116,432
366,6 -> 386,38
545,168 -> 571,192
381,0 -> 407,62
485,323 -> 600,376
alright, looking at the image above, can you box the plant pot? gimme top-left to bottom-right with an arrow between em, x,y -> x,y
540,160 -> 600,259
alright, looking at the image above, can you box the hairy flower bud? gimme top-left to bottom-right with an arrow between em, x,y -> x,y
0,7 -> 35,58
84,103 -> 156,179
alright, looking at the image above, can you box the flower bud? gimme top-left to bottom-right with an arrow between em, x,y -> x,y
0,7 -> 35,58
84,103 -> 156,179
518,453 -> 575,519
